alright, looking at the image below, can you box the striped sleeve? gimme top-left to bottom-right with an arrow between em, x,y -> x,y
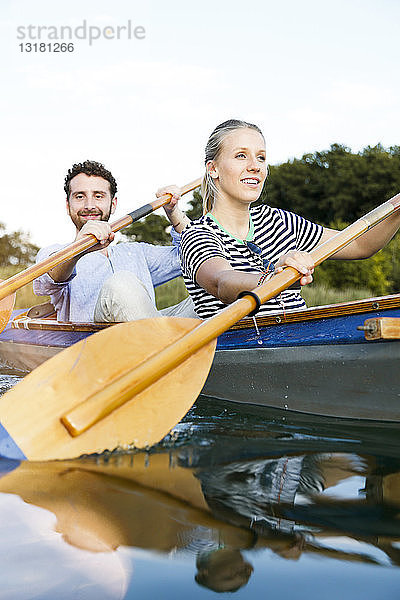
180,224 -> 226,282
278,209 -> 323,252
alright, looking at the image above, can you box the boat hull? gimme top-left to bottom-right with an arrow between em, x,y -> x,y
0,340 -> 59,372
1,295 -> 400,421
203,341 -> 400,421
0,328 -> 89,372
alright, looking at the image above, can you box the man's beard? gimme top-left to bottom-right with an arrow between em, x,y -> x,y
71,206 -> 112,231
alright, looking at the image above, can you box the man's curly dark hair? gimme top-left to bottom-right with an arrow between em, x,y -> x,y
64,160 -> 117,200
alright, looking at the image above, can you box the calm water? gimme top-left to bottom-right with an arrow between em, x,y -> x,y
1,368 -> 400,599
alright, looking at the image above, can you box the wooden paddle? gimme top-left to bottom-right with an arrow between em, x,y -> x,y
0,280 -> 16,333
0,191 -> 399,461
0,177 -> 201,313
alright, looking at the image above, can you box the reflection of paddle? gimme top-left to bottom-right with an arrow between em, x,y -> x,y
0,452 -> 385,567
0,453 -> 251,552
0,192 -> 399,461
0,280 -> 15,333
0,177 -> 201,314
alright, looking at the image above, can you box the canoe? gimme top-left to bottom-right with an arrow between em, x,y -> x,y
0,294 -> 400,421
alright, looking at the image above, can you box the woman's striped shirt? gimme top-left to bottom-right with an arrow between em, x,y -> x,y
180,204 -> 323,318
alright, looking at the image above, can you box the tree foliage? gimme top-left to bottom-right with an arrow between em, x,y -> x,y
0,223 -> 39,267
313,220 -> 392,296
122,213 -> 172,245
186,189 -> 203,221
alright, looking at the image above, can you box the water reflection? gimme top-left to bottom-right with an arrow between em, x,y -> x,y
1,397 -> 400,597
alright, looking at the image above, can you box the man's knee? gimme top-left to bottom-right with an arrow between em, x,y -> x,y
101,271 -> 142,299
95,270 -> 158,322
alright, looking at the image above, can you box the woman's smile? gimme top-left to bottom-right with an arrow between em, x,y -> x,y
240,177 -> 261,187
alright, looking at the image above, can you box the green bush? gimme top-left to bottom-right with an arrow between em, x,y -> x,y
314,251 -> 391,296
313,219 -> 397,296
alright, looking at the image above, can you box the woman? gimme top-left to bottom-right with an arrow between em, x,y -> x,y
179,119 -> 400,318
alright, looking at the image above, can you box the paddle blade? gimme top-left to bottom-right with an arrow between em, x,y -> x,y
0,318 -> 216,461
0,281 -> 15,333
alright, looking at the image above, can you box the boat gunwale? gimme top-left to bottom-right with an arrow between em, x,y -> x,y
9,293 -> 400,333
235,293 -> 400,329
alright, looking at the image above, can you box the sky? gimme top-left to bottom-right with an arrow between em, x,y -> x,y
1,0 -> 399,247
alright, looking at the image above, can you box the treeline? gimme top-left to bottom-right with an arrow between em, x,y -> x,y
0,223 -> 38,267
125,143 -> 400,295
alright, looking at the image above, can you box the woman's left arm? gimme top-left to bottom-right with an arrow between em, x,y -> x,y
321,211 -> 400,259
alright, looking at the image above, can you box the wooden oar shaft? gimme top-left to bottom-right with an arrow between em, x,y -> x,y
0,178 -> 201,301
0,281 -> 16,332
62,190 -> 400,436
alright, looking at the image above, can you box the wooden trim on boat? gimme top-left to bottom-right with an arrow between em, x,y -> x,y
234,293 -> 400,330
11,316 -> 112,332
10,293 -> 400,333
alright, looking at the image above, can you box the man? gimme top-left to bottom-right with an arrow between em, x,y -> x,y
33,160 -> 196,322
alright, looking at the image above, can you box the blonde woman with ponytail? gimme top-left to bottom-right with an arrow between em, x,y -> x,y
179,119 -> 400,319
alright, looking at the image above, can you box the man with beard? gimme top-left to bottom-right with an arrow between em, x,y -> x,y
33,160 -> 196,323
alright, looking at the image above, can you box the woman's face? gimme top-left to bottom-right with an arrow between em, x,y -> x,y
209,128 -> 267,206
